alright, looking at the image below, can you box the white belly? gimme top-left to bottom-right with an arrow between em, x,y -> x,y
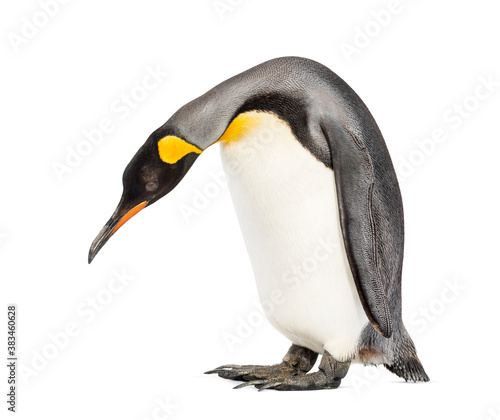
219,111 -> 368,361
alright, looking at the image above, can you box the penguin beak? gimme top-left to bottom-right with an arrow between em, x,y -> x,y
88,200 -> 148,264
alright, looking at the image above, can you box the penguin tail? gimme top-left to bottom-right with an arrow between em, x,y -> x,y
384,355 -> 429,382
384,330 -> 430,382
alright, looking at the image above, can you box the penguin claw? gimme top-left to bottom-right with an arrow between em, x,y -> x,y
204,367 -> 251,376
215,364 -> 243,370
240,373 -> 341,391
204,364 -> 246,374
257,381 -> 285,391
204,362 -> 299,382
233,378 -> 285,391
233,380 -> 269,389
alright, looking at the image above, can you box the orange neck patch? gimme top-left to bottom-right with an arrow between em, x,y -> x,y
158,111 -> 270,162
217,111 -> 264,144
158,136 -> 202,164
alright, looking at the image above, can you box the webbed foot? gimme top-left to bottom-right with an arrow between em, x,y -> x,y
205,344 -> 318,382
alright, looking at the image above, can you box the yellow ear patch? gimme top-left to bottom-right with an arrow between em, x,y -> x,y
158,136 -> 202,164
217,112 -> 264,144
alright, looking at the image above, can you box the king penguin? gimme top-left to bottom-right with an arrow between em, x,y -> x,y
88,57 -> 429,391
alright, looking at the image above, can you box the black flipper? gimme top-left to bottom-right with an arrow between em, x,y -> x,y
320,118 -> 394,338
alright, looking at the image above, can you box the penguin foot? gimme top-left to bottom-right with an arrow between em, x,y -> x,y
233,351 -> 351,391
205,363 -> 299,382
205,344 -> 318,382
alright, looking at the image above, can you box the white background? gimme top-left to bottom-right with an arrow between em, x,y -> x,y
2,0 -> 500,419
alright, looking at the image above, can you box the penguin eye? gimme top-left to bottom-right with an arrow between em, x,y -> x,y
145,179 -> 159,192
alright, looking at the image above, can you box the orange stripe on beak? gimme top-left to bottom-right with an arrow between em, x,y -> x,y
111,201 -> 148,236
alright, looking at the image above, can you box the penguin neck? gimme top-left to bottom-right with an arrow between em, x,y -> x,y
162,64 -> 312,151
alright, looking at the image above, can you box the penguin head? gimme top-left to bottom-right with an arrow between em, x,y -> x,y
88,131 -> 202,263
